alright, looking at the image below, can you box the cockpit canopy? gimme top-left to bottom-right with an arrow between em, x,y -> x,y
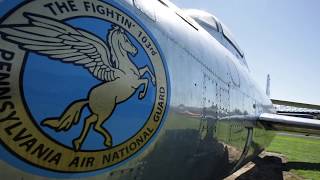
184,9 -> 248,68
184,9 -> 219,31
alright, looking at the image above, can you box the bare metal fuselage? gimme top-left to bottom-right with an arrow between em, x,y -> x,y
0,0 -> 275,179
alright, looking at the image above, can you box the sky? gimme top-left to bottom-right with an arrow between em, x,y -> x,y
171,0 -> 320,105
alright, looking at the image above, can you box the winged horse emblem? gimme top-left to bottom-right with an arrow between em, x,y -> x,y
0,13 -> 156,151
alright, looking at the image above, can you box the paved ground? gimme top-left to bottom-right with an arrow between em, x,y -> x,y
224,152 -> 304,180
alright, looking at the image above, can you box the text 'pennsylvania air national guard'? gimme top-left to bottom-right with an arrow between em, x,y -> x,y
0,13 -> 156,151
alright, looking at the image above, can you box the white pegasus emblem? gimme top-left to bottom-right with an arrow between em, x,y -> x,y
0,13 -> 156,151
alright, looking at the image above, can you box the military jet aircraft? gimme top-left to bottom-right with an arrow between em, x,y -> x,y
0,0 -> 319,179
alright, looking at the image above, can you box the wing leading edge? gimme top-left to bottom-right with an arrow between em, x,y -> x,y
259,113 -> 320,135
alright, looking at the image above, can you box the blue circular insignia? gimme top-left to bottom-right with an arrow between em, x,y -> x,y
0,0 -> 170,177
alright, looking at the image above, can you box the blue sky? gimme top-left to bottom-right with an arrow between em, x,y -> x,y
171,0 -> 320,105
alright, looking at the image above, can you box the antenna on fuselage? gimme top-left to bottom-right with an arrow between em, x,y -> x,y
266,74 -> 271,97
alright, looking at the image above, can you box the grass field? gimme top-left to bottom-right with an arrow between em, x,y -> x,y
266,134 -> 320,180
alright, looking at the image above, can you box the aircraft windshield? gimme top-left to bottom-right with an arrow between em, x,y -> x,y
220,22 -> 244,57
184,9 -> 218,31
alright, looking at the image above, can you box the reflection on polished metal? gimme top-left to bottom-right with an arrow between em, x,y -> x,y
0,0 -> 314,180
259,113 -> 320,135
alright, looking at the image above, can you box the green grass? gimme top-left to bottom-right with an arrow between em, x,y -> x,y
267,134 -> 320,180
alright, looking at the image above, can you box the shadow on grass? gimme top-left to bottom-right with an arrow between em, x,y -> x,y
285,162 -> 320,171
236,156 -> 320,180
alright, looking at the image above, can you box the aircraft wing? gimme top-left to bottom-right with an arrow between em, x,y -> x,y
271,99 -> 320,110
259,113 -> 320,135
271,99 -> 320,118
258,99 -> 320,135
